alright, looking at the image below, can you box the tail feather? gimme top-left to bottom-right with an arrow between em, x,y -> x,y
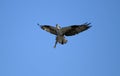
61,39 -> 67,44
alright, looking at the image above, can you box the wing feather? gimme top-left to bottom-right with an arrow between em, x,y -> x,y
38,24 -> 57,35
61,23 -> 91,36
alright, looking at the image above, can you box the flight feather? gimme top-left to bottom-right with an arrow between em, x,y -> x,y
38,24 -> 57,35
61,23 -> 91,36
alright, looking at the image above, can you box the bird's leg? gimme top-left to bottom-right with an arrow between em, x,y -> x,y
54,40 -> 57,48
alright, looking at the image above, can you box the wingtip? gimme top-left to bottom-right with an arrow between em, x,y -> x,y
84,22 -> 92,28
37,23 -> 40,26
84,22 -> 91,25
37,23 -> 42,28
89,25 -> 92,28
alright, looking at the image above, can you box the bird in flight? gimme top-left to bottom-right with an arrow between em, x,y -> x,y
38,23 -> 91,48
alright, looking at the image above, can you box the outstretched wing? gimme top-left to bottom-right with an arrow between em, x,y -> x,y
38,24 -> 57,35
61,23 -> 91,36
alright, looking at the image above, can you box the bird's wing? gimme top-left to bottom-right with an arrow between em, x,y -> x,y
61,23 -> 91,36
38,24 -> 57,35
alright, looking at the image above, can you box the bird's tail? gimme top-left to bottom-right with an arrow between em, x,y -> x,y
61,38 -> 67,44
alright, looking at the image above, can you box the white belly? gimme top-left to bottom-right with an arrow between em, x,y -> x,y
56,35 -> 67,44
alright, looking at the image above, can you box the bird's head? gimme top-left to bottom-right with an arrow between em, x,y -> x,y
56,24 -> 61,29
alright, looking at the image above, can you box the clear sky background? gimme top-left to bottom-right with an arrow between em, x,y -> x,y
0,0 -> 120,76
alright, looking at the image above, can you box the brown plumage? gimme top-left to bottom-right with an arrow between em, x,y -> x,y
38,23 -> 91,48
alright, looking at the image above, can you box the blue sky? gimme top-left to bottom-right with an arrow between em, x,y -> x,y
0,0 -> 120,76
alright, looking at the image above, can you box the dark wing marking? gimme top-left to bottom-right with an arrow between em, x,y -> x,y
38,24 -> 57,35
61,23 -> 91,36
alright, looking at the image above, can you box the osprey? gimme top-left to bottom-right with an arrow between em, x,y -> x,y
38,23 -> 91,48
